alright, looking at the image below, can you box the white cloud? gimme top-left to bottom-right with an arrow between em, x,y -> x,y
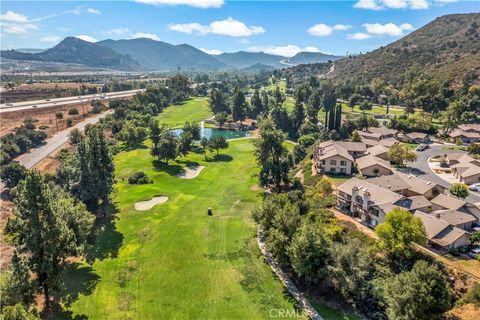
103,28 -> 131,36
132,32 -> 160,40
363,22 -> 413,36
87,8 -> 101,15
135,0 -> 224,8
169,18 -> 265,37
354,0 -> 383,10
307,23 -> 351,37
353,0 -> 429,10
200,48 -> 223,55
238,38 -> 250,44
0,11 -> 29,22
40,35 -> 61,43
382,0 -> 408,8
75,35 -> 97,42
248,45 -> 321,57
400,23 -> 414,30
1,22 -> 38,34
348,32 -> 372,40
409,0 -> 429,9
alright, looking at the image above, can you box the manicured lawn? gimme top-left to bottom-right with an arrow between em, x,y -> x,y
155,97 -> 211,128
63,136 -> 302,319
341,104 -> 405,116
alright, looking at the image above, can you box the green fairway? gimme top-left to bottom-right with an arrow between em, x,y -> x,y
155,97 -> 211,128
64,135 -> 302,318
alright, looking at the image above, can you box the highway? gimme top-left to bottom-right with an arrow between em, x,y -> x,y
0,89 -> 144,114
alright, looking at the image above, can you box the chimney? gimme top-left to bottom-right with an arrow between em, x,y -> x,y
363,190 -> 371,211
351,186 -> 358,212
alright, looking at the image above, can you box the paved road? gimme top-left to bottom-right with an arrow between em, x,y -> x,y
404,144 -> 480,203
17,110 -> 113,169
0,89 -> 144,113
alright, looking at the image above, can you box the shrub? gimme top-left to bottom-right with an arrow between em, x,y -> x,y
298,134 -> 316,148
68,108 -> 79,115
91,104 -> 104,114
128,171 -> 151,185
66,118 -> 73,128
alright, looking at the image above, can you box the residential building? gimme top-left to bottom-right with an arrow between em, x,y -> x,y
358,127 -> 398,141
414,211 -> 471,251
367,144 -> 390,161
448,124 -> 480,143
451,157 -> 480,185
336,177 -> 477,251
365,173 -> 445,200
356,154 -> 393,177
313,141 -> 354,175
401,132 -> 430,144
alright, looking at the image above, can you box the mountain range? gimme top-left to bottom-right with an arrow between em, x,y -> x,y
1,37 -> 342,72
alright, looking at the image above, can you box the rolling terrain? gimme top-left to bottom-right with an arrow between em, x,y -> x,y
283,13 -> 480,84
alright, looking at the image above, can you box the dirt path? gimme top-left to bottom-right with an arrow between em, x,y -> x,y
257,227 -> 323,320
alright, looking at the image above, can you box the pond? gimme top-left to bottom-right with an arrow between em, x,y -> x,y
171,127 -> 250,140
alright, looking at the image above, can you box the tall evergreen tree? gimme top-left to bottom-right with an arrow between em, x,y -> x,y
250,89 -> 264,117
291,100 -> 305,136
6,171 -> 93,311
307,91 -> 321,122
231,87 -> 246,123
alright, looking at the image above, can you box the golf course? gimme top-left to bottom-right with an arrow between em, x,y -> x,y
63,98 -> 302,319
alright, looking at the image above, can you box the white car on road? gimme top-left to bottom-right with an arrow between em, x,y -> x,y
469,183 -> 480,192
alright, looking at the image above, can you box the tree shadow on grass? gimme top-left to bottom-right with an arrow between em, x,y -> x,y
152,159 -> 184,176
85,203 -> 124,263
120,143 -> 148,152
56,262 -> 100,307
48,262 -> 99,319
205,154 -> 233,163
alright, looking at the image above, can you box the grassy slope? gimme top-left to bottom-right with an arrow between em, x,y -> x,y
155,97 -> 211,128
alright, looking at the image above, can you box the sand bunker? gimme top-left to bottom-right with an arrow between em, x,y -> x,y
134,196 -> 168,211
178,165 -> 205,179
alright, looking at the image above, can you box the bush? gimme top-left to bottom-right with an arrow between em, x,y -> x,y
128,171 -> 151,184
66,118 -> 73,128
91,104 -> 104,114
68,108 -> 79,115
298,134 -> 316,148
0,162 -> 27,189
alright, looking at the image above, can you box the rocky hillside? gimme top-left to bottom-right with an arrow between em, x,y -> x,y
329,13 -> 480,84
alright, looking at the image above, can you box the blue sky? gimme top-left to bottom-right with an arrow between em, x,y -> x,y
1,1 -> 478,56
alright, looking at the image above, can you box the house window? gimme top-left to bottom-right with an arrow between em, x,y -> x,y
321,160 -> 325,165
340,161 -> 347,166
330,160 -> 337,165
371,208 -> 379,217
370,219 -> 378,227
373,168 -> 380,175
340,167 -> 346,174
330,168 -> 336,173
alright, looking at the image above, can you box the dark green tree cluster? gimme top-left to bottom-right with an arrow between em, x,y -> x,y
253,118 -> 291,192
254,188 -> 454,320
0,118 -> 47,165
4,171 -> 94,313
56,125 -> 114,216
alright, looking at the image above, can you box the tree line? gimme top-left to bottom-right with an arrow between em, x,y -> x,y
254,184 -> 456,320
